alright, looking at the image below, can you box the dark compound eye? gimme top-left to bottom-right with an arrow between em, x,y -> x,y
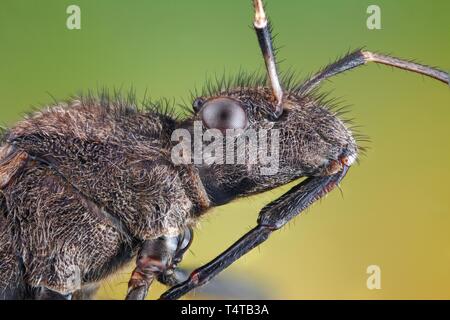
200,98 -> 248,131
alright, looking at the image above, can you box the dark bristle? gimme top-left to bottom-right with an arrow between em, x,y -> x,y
67,88 -> 183,121
196,69 -> 308,99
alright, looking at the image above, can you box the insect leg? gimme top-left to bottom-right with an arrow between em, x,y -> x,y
297,49 -> 449,95
157,268 -> 188,287
159,166 -> 349,300
125,227 -> 193,300
125,266 -> 155,300
125,236 -> 178,300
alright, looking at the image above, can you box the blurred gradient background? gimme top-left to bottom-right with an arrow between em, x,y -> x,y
0,0 -> 449,299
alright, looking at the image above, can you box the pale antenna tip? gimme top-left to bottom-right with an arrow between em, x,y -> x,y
253,0 -> 267,29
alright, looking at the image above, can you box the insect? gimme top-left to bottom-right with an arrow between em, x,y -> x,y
0,0 -> 447,300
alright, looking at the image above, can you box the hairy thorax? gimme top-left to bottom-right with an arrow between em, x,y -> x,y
0,99 -> 208,294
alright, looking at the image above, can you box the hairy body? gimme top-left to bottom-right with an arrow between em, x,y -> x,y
0,83 -> 356,299
1,0 -> 448,300
0,98 -> 210,298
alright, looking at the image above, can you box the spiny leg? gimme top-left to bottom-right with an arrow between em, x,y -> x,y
297,49 -> 449,96
159,166 -> 349,300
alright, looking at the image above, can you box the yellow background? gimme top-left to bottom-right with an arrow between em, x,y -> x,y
0,0 -> 449,299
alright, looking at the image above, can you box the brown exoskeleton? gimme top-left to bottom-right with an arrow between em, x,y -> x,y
0,0 -> 448,300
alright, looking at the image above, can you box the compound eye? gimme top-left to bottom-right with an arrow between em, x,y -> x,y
200,98 -> 248,131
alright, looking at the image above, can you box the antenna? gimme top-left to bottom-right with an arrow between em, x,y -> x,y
253,0 -> 283,117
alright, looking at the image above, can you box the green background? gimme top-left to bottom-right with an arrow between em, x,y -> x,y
1,0 -> 449,299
